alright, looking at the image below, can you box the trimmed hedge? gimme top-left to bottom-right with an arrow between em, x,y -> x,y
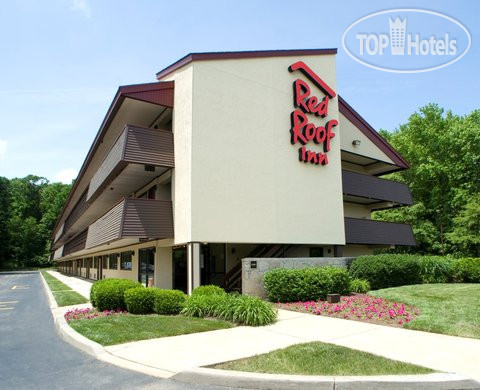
349,255 -> 422,290
192,285 -> 226,297
91,278 -> 142,311
125,287 -> 156,314
452,258 -> 480,282
263,267 -> 351,303
181,293 -> 277,326
153,289 -> 187,314
419,256 -> 455,283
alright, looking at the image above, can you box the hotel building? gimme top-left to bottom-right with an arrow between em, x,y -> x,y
52,49 -> 415,294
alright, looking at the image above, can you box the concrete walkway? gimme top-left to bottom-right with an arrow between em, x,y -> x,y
49,272 -> 480,382
48,270 -> 92,299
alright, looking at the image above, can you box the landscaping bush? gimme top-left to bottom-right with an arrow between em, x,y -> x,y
125,287 -> 156,314
419,256 -> 455,283
264,267 -> 351,302
153,289 -> 187,315
228,295 -> 277,326
191,285 -> 226,297
349,255 -> 422,290
181,293 -> 276,326
350,278 -> 371,293
92,278 -> 142,311
452,258 -> 480,283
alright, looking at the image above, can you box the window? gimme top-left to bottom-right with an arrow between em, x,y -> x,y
109,253 -> 118,270
120,251 -> 133,270
102,255 -> 108,269
93,257 -> 98,268
309,247 -> 324,257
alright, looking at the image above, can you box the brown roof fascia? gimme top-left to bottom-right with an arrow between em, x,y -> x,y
156,48 -> 338,80
338,96 -> 409,169
51,81 -> 174,238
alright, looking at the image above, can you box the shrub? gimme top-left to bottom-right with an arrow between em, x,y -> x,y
125,287 -> 156,314
452,258 -> 480,283
182,293 -> 276,326
153,289 -> 187,315
349,255 -> 422,290
191,285 -> 226,297
419,256 -> 455,283
228,295 -> 277,326
92,278 -> 142,311
350,278 -> 371,293
263,267 -> 351,302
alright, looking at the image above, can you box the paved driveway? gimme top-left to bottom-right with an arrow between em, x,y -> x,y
0,272 -> 222,390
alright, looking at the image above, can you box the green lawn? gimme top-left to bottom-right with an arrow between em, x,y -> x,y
213,342 -> 434,376
369,284 -> 480,339
69,314 -> 234,346
41,271 -> 88,307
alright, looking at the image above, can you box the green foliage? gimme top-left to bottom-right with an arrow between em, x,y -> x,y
349,255 -> 422,290
182,293 -> 277,326
263,267 -> 351,303
91,278 -> 142,311
419,256 -> 455,283
125,287 -> 156,314
191,285 -> 226,297
375,105 -> 480,257
452,258 -> 480,283
153,289 -> 187,315
350,278 -> 371,293
0,175 -> 71,269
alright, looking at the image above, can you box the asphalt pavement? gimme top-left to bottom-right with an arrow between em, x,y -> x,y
0,272 -> 225,390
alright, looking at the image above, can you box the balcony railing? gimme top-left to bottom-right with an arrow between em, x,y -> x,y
344,217 -> 416,246
87,125 -> 174,202
342,170 -> 413,209
85,198 -> 174,249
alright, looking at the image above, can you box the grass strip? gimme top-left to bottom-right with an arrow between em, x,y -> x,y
213,341 -> 434,376
69,314 -> 234,346
369,284 -> 480,339
41,271 -> 88,306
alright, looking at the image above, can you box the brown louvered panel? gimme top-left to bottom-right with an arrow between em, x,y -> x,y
64,230 -> 88,255
344,217 -> 416,246
124,126 -> 174,167
64,188 -> 89,233
84,198 -> 173,250
342,170 -> 413,206
122,198 -> 174,238
85,201 -> 124,249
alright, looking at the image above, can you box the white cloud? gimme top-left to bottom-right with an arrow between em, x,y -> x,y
71,0 -> 91,18
54,168 -> 78,184
0,139 -> 7,160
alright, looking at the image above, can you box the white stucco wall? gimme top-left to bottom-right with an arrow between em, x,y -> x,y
177,54 -> 345,245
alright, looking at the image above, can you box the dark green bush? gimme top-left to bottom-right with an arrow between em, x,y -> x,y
452,258 -> 480,282
191,285 -> 226,297
349,255 -> 422,290
181,293 -> 229,318
263,267 -> 351,303
124,287 -> 156,314
419,256 -> 455,283
349,278 -> 371,293
153,289 -> 187,314
92,278 -> 142,311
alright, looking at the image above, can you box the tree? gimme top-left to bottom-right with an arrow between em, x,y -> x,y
374,104 -> 480,256
447,195 -> 480,257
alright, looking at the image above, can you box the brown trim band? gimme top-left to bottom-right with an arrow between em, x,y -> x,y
156,48 -> 337,79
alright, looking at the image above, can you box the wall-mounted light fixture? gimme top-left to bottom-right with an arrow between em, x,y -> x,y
352,140 -> 361,146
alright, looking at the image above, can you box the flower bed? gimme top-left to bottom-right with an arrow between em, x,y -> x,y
277,294 -> 420,327
64,307 -> 127,322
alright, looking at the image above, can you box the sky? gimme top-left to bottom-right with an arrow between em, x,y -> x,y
0,0 -> 478,183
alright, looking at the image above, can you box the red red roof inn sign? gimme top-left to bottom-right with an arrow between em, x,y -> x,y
289,61 -> 338,166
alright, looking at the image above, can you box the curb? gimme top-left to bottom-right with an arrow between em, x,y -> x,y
173,368 -> 480,390
39,272 -> 174,379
